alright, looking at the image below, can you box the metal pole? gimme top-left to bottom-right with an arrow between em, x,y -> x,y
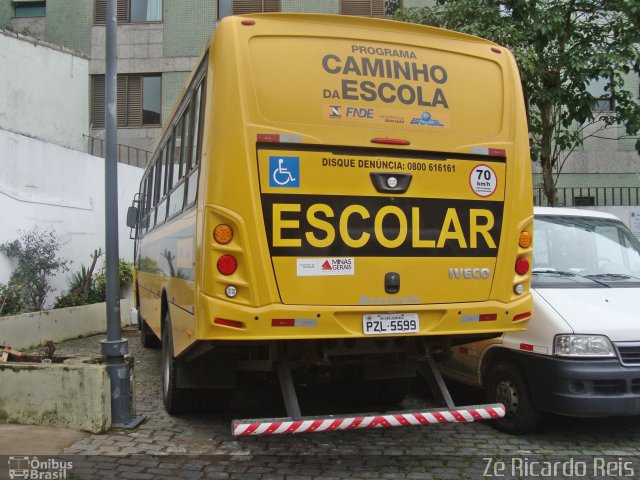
100,0 -> 144,429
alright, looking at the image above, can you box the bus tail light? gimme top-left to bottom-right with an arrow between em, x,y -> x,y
214,318 -> 244,328
515,257 -> 529,275
217,255 -> 237,275
513,312 -> 531,322
214,224 -> 233,244
518,231 -> 532,249
371,138 -> 411,145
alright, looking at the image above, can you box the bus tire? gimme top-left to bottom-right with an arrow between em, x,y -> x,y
140,319 -> 161,349
485,361 -> 541,434
161,315 -> 189,414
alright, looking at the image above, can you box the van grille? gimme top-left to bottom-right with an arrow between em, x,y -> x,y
615,342 -> 640,366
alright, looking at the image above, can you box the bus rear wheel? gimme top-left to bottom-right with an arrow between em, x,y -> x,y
161,315 -> 189,414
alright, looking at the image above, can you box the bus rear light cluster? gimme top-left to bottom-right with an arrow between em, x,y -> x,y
515,257 -> 529,275
217,255 -> 237,275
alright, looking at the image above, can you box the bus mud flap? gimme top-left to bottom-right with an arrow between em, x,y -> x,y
231,403 -> 505,436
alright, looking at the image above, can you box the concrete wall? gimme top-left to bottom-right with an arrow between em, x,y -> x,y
0,299 -> 132,350
0,30 -> 89,152
0,360 -> 111,433
0,130 -> 143,306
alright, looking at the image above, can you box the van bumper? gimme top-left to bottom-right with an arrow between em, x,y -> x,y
513,352 -> 640,417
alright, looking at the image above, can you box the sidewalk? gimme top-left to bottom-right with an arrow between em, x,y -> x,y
0,424 -> 87,455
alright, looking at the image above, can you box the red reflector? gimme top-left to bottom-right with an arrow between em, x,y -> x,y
217,255 -> 237,275
257,134 -> 279,142
272,319 -> 295,327
491,47 -> 502,54
214,318 -> 243,328
513,312 -> 531,322
479,313 -> 497,322
488,148 -> 506,157
459,347 -> 468,354
241,20 -> 255,26
520,343 -> 534,352
515,257 -> 529,275
371,138 -> 411,145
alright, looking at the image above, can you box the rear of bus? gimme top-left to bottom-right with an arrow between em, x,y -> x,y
195,14 -> 532,390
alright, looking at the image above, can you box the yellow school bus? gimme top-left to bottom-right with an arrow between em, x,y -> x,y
130,13 -> 533,434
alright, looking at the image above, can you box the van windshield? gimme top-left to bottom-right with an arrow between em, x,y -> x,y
532,215 -> 640,288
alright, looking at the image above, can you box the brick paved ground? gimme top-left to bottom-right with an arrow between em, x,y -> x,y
49,331 -> 640,479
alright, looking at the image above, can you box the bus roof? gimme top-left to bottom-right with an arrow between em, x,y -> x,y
232,13 -> 499,48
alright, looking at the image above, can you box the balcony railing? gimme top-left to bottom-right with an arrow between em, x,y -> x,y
85,135 -> 151,168
534,187 -> 640,207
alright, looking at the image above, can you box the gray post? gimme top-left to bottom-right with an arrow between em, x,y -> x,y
99,0 -> 144,429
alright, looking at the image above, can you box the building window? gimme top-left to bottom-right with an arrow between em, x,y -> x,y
231,0 -> 280,15
91,74 -> 162,128
95,0 -> 162,24
130,0 -> 162,22
587,74 -> 614,112
13,1 -> 46,17
340,0 -> 401,17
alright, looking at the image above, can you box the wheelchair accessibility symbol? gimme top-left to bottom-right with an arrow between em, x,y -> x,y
269,156 -> 300,188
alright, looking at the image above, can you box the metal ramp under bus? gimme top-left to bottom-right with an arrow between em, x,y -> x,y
231,345 -> 505,436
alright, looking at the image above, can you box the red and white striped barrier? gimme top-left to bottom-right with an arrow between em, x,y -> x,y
232,403 -> 505,436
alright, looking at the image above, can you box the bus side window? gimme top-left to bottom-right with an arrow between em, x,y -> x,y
142,164 -> 154,233
139,172 -> 148,234
186,79 -> 204,207
157,137 -> 171,226
168,107 -> 187,219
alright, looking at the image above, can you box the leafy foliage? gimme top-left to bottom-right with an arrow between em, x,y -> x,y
0,282 -> 23,316
396,0 -> 640,205
54,253 -> 134,309
0,228 -> 69,314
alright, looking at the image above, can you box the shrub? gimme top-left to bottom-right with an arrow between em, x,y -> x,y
54,252 -> 134,309
0,282 -> 23,316
0,227 -> 69,314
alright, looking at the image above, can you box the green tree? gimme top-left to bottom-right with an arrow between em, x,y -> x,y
396,0 -> 640,205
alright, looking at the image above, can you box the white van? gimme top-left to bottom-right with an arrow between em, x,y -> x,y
439,207 -> 640,433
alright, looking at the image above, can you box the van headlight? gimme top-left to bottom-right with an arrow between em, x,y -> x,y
554,335 -> 616,357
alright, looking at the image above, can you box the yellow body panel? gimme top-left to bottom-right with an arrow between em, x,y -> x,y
134,14 -> 533,356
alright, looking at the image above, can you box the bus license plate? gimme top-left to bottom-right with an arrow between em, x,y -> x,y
362,313 -> 420,335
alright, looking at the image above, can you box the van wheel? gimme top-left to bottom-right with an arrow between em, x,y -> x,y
161,315 -> 189,414
140,319 -> 161,349
485,362 -> 541,434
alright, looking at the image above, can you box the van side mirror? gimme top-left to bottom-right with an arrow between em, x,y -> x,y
126,206 -> 138,228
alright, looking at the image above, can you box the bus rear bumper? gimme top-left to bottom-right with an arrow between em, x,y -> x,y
232,403 -> 505,436
198,292 -> 533,341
